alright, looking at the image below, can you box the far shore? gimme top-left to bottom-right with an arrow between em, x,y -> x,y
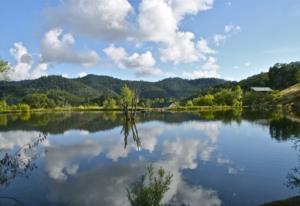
0,105 -> 286,115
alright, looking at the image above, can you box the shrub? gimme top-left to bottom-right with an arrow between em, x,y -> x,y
18,104 -> 30,112
185,100 -> 193,107
193,94 -> 214,106
0,100 -> 7,112
9,104 -> 18,111
103,98 -> 117,109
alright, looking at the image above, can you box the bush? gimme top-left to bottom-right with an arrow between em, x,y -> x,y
232,99 -> 242,108
22,93 -> 55,108
18,104 -> 30,112
0,100 -> 7,112
193,94 -> 214,106
185,100 -> 193,107
103,98 -> 117,109
243,92 -> 275,106
9,104 -> 18,111
214,90 -> 235,105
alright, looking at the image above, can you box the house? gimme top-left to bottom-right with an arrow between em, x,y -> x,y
152,102 -> 177,108
167,103 -> 177,108
250,87 -> 273,92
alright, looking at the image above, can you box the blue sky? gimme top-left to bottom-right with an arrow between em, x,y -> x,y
0,0 -> 299,81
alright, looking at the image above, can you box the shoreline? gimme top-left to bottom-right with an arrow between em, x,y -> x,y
0,104 -> 287,115
0,105 -> 239,114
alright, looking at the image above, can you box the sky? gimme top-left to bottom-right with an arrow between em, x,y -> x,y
0,0 -> 299,81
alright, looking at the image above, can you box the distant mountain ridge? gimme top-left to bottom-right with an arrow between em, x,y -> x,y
0,75 -> 228,104
0,61 -> 299,105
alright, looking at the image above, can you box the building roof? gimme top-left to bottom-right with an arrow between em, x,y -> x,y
250,87 -> 273,92
152,102 -> 176,108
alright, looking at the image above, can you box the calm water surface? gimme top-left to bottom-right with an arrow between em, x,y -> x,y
0,111 -> 300,206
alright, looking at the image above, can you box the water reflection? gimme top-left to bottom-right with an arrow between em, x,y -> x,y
286,139 -> 300,192
44,141 -> 101,181
0,132 -> 47,187
0,110 -> 263,134
0,110 -> 299,206
0,196 -> 24,206
44,114 -> 222,205
0,132 -> 47,206
127,165 -> 173,206
121,117 -> 141,149
265,115 -> 300,198
270,118 -> 300,141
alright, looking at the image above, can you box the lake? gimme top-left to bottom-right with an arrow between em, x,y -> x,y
0,110 -> 300,206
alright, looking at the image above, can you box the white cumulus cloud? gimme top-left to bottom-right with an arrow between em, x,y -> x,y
244,62 -> 251,67
160,33 -> 215,64
225,24 -> 241,33
160,32 -> 198,63
77,72 -> 88,78
104,44 -> 168,77
45,0 -> 133,41
183,57 -> 220,79
138,0 -> 215,64
41,28 -> 100,67
213,24 -> 241,46
44,142 -> 101,181
3,42 -> 49,81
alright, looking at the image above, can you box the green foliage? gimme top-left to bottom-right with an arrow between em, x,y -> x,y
240,72 -> 270,88
0,75 -> 228,105
185,100 -> 193,107
242,91 -> 276,106
121,84 -> 134,107
234,85 -> 243,101
214,89 -> 235,105
9,104 -> 18,111
0,115 -> 7,126
269,62 -> 300,89
103,98 -> 117,109
18,103 -> 30,112
22,93 -> 55,108
232,99 -> 242,108
156,77 -> 227,98
0,60 -> 10,80
0,61 -> 298,108
0,100 -> 7,112
240,62 -> 300,90
0,100 -> 30,113
127,165 -> 173,206
187,85 -> 243,107
193,94 -> 214,106
46,89 -> 81,106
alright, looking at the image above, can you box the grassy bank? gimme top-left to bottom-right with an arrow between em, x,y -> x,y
0,105 -> 238,114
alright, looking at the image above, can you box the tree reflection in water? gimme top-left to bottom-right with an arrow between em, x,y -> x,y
121,117 -> 141,150
0,132 -> 47,205
127,164 -> 173,206
268,117 -> 300,192
286,139 -> 300,191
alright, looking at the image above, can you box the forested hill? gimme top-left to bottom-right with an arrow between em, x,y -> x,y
0,61 -> 299,106
0,75 -> 227,104
239,61 -> 300,89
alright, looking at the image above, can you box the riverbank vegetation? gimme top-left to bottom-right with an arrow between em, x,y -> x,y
0,83 -> 296,114
0,59 -> 299,113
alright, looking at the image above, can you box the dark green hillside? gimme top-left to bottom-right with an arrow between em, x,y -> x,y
269,62 -> 300,89
0,61 -> 299,107
0,76 -> 100,105
239,62 -> 300,89
239,72 -> 269,88
156,77 -> 227,98
77,75 -> 227,98
0,75 -> 229,105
